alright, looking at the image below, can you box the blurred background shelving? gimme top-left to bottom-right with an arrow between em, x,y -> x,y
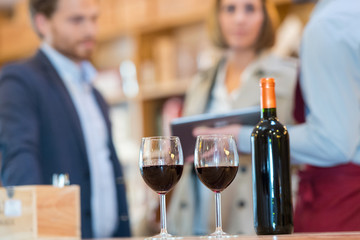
0,0 -> 315,236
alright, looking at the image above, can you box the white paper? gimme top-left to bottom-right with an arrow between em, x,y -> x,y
4,199 -> 22,217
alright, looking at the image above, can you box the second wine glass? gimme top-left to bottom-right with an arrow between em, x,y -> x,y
194,134 -> 239,238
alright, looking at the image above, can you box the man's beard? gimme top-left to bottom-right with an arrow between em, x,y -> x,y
53,37 -> 95,62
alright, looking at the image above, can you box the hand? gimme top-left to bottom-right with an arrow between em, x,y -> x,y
192,124 -> 242,141
186,124 -> 242,163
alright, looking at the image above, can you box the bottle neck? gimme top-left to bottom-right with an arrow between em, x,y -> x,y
261,108 -> 277,119
260,83 -> 277,119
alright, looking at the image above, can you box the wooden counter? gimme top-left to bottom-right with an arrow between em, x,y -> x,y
88,232 -> 360,240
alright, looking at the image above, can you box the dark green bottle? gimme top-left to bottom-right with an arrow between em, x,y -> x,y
251,78 -> 293,235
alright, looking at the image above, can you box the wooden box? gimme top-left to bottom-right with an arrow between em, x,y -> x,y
0,185 -> 81,240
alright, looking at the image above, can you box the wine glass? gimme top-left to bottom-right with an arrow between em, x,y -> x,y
139,136 -> 184,239
194,135 -> 239,238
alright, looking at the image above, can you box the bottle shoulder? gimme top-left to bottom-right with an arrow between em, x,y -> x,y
251,118 -> 288,136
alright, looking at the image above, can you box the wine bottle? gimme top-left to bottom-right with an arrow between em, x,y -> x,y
251,78 -> 293,235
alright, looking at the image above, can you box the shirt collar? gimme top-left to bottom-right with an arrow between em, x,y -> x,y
41,42 -> 97,85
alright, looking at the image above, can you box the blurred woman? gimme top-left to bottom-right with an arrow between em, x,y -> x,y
167,0 -> 297,235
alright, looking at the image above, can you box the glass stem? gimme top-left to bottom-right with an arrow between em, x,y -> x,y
215,192 -> 222,232
160,194 -> 168,235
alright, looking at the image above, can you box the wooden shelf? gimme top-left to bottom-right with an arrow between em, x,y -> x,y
0,0 -> 304,64
272,0 -> 292,4
0,0 -> 40,64
140,79 -> 190,101
133,2 -> 211,35
0,0 -> 212,64
103,79 -> 190,106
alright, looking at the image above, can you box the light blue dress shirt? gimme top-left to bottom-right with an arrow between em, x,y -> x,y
239,0 -> 360,167
288,0 -> 360,166
41,43 -> 118,237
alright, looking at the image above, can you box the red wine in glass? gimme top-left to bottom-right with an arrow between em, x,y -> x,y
140,165 -> 183,194
195,166 -> 238,193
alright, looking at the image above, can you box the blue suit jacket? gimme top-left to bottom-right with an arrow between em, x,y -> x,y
0,51 -> 131,238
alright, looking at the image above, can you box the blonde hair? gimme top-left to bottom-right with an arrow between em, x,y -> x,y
208,0 -> 278,52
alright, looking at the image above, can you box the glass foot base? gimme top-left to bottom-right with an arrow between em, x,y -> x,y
145,232 -> 182,240
202,230 -> 238,239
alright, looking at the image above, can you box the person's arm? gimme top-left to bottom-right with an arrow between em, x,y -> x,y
237,125 -> 253,154
0,69 -> 43,185
288,19 -> 360,166
192,124 -> 255,155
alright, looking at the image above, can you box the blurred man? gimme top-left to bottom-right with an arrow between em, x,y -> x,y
0,0 -> 130,238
